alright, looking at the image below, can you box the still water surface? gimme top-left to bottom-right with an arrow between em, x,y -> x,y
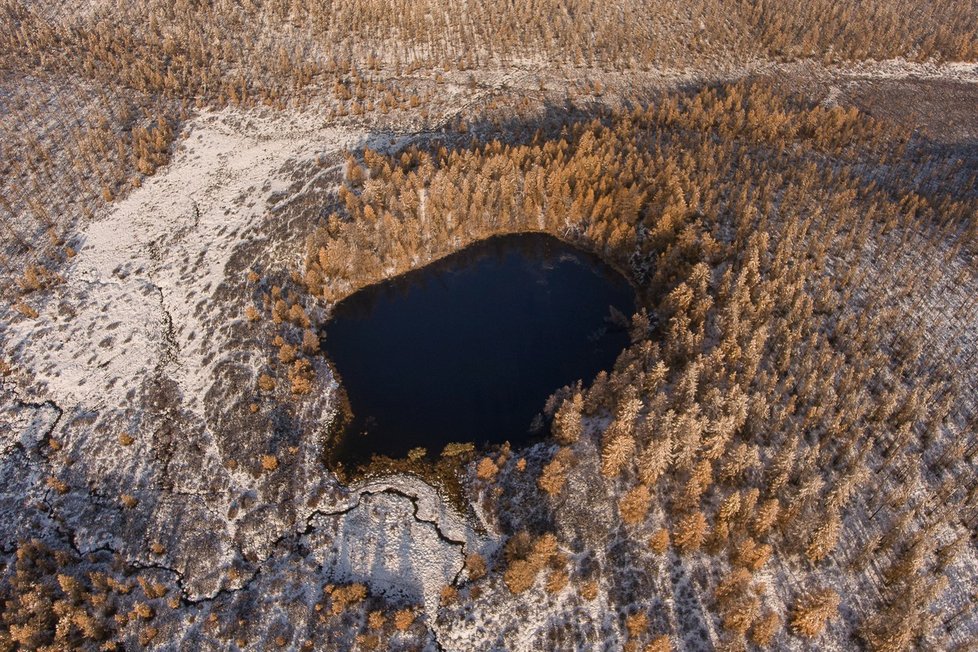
324,233 -> 636,466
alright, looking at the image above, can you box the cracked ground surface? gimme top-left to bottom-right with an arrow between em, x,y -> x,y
0,107 -> 495,648
2,61 -> 977,650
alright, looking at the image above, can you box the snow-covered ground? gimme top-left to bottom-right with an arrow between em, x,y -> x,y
0,107 -> 494,625
1,59 -> 976,649
6,108 -> 358,410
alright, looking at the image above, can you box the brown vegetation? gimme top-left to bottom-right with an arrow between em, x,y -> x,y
300,79 -> 978,647
326,583 -> 367,615
673,511 -> 708,554
538,447 -> 573,497
619,484 -> 652,525
503,532 -> 564,595
790,588 -> 840,638
476,456 -> 499,481
462,553 -> 486,583
749,610 -> 780,646
2,0 -> 974,115
393,608 -> 415,631
0,540 -> 177,649
2,0 -> 975,636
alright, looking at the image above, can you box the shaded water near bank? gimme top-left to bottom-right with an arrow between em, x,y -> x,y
324,233 -> 636,468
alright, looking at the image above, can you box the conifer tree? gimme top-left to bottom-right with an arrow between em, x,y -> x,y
790,588 -> 840,638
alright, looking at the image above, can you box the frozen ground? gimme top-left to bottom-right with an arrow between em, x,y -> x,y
0,108 -> 493,637
1,60 -> 977,649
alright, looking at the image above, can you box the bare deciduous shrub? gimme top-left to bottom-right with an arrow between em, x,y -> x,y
139,626 -> 159,645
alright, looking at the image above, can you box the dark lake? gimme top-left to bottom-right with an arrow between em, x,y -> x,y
323,233 -> 636,467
